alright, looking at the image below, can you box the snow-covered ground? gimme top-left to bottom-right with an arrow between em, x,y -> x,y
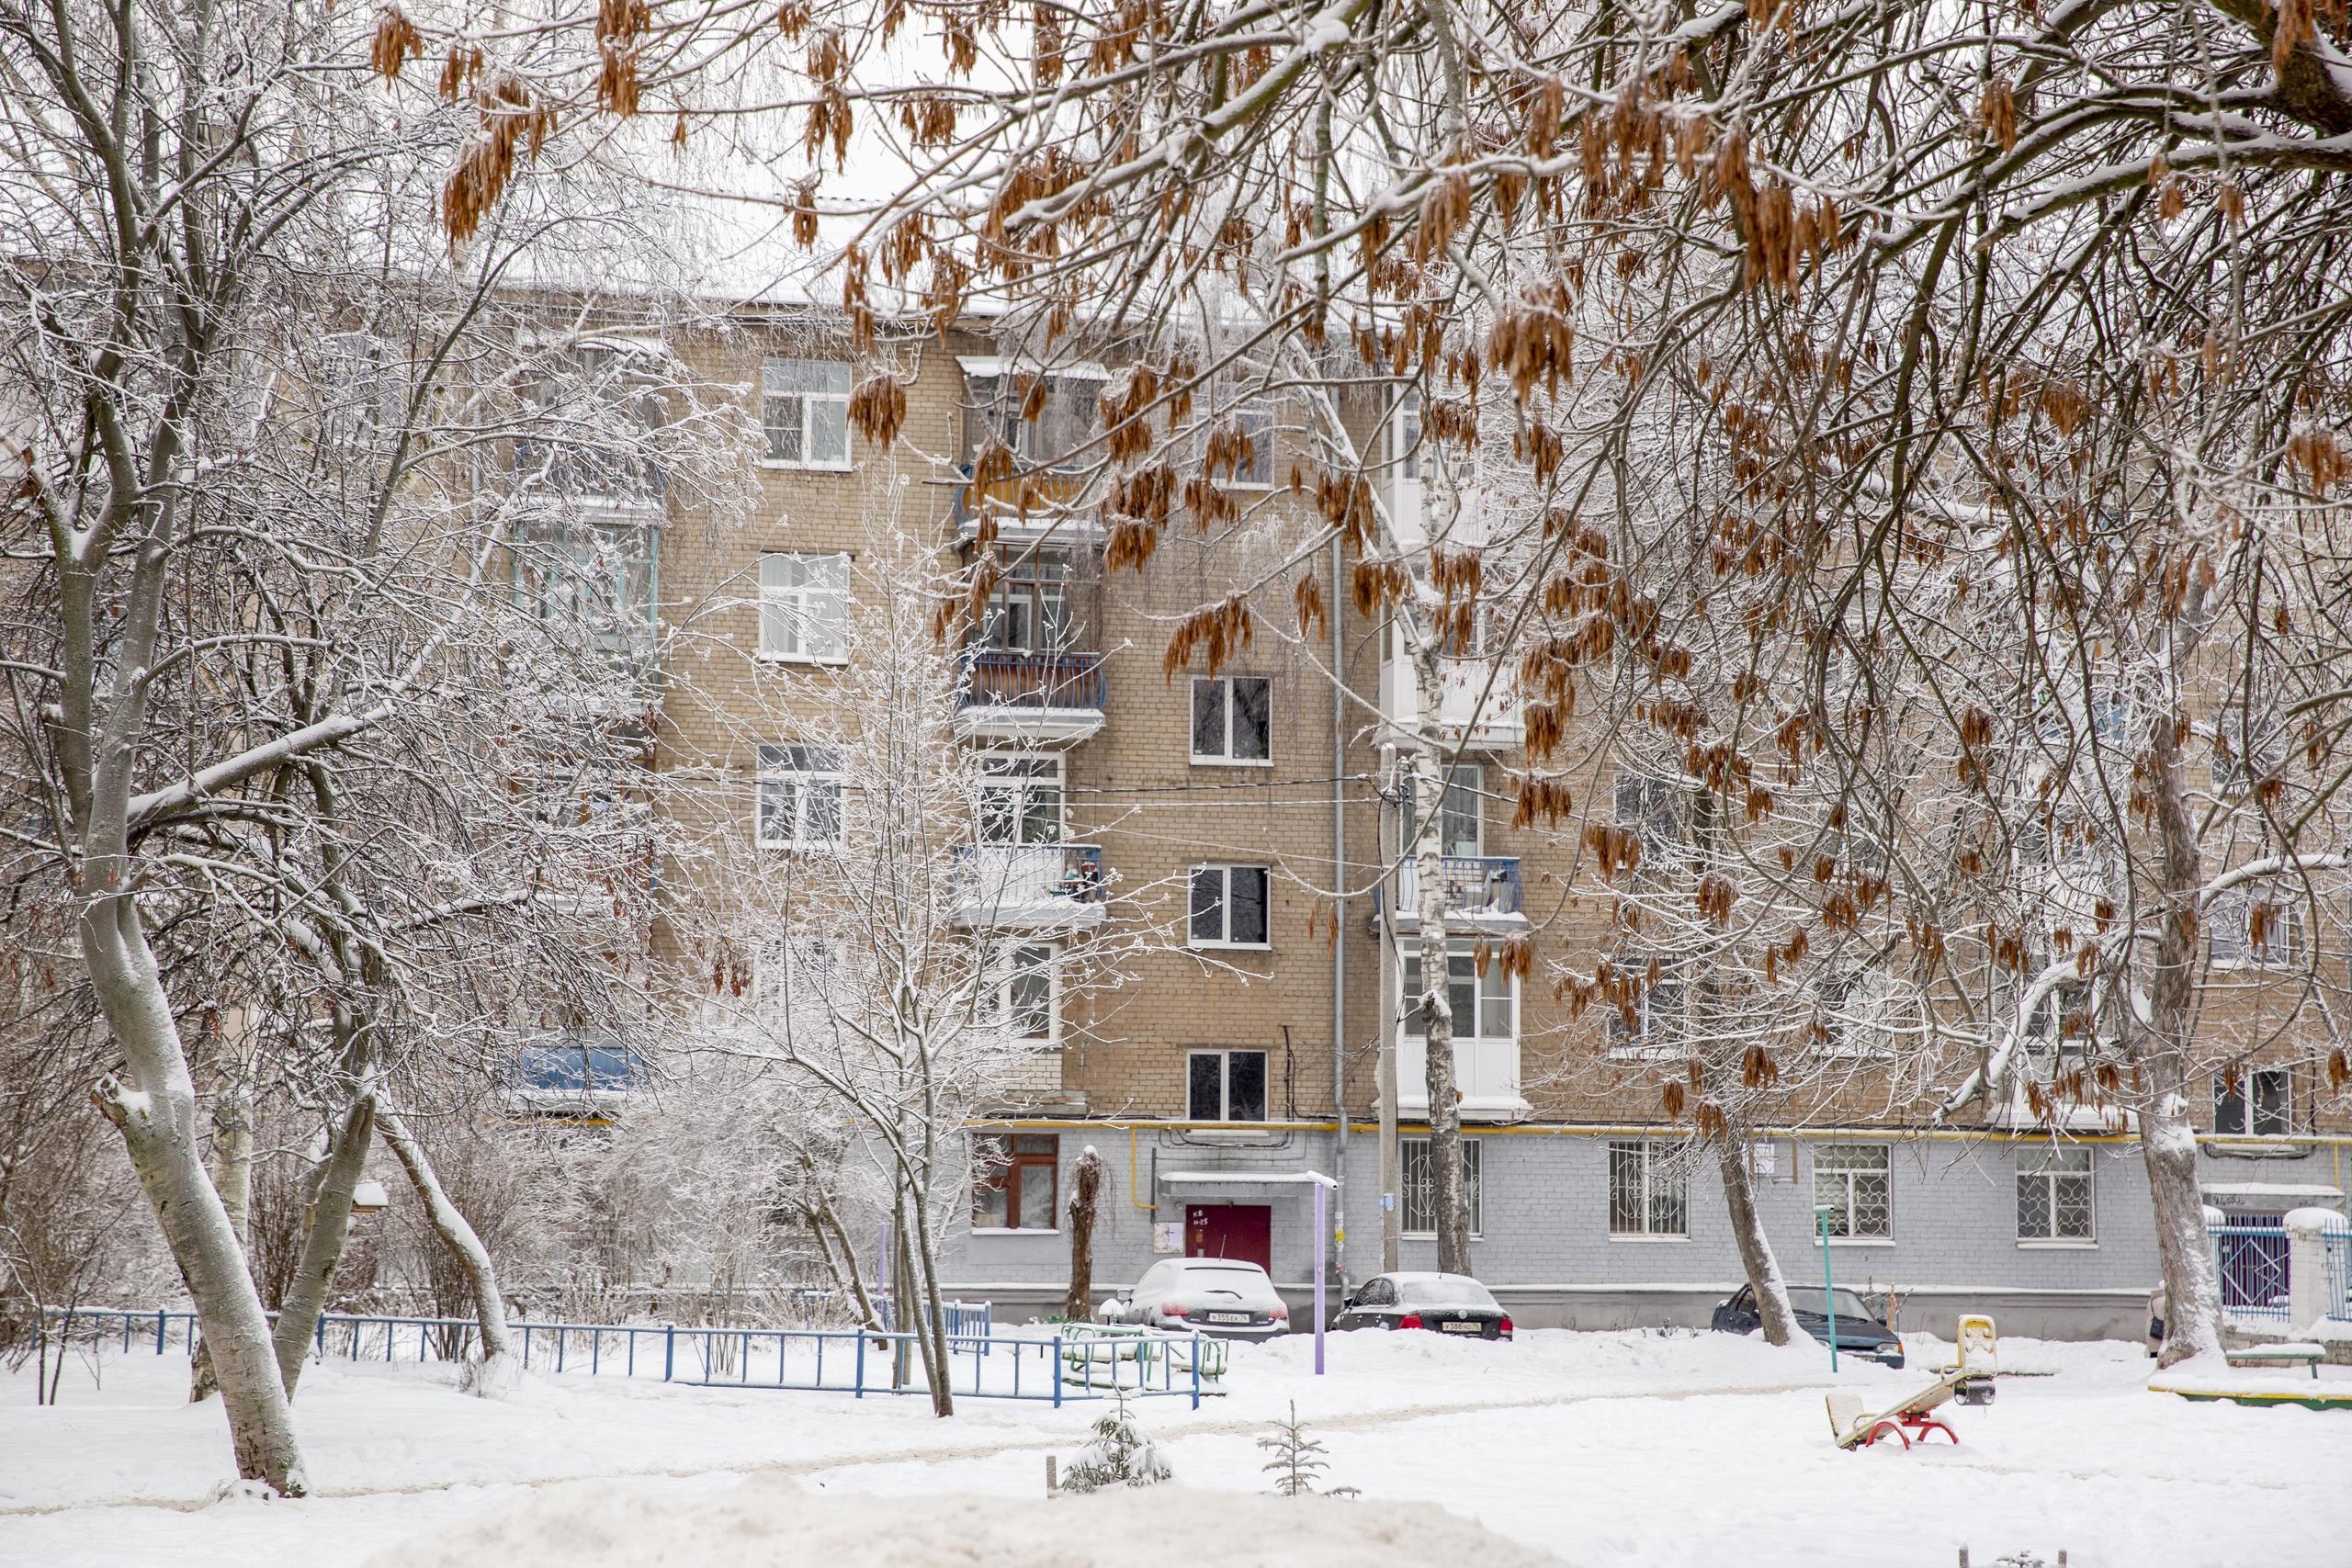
3,1329 -> 2347,1566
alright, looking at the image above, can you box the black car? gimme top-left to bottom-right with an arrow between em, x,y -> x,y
1335,1271 -> 1513,1339
1710,1283 -> 1905,1367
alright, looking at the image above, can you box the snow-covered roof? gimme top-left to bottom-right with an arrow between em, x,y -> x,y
1159,1169 -> 1338,1187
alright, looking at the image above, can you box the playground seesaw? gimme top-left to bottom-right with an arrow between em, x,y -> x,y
1826,1314 -> 1999,1450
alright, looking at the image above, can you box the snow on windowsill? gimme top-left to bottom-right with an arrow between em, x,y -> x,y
2017,1239 -> 2099,1250
969,1226 -> 1062,1237
1812,1236 -> 1895,1247
1606,1233 -> 1691,1244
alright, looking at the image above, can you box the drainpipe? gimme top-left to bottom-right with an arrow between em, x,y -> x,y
1330,525 -> 1350,1297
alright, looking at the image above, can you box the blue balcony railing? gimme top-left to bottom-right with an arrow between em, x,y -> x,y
1394,856 -> 1523,919
959,649 -> 1106,713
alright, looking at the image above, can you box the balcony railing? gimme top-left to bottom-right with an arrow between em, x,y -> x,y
954,842 -> 1106,922
1394,856 -> 1522,919
959,650 -> 1107,713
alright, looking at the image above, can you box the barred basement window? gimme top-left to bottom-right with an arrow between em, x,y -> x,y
1813,1144 -> 1891,1238
2017,1145 -> 2094,1242
1607,1141 -> 1688,1236
1400,1136 -> 1482,1237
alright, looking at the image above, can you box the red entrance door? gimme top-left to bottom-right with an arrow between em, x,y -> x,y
1185,1204 -> 1272,1271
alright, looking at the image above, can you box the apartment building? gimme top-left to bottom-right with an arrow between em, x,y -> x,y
543,308 -> 2350,1339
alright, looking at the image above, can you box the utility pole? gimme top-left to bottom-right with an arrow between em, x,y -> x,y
1377,743 -> 1401,1272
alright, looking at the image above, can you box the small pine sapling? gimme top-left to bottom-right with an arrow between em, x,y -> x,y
1059,1389 -> 1173,1492
1258,1400 -> 1359,1498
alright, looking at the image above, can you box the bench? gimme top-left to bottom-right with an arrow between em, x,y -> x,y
2225,1343 -> 2324,1380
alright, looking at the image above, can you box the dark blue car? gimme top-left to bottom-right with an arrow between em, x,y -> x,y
1711,1283 -> 1905,1367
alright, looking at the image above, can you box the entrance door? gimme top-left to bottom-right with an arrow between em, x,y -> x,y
1185,1204 -> 1272,1272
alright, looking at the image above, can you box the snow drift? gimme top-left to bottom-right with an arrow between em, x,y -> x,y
366,1477 -> 1577,1568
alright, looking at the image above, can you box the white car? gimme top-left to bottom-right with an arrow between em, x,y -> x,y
1101,1258 -> 1290,1338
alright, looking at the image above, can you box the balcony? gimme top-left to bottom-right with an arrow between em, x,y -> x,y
514,438 -> 667,505
1380,645 -> 1523,752
1391,1033 -> 1531,1123
953,842 -> 1107,931
956,650 -> 1108,744
1387,856 -> 1525,931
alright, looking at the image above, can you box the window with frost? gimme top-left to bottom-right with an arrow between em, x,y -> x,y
755,744 -> 843,847
758,552 -> 849,662
761,357 -> 852,468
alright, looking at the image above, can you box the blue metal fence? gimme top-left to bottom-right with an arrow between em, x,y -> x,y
2211,1223 -> 2292,1320
2326,1231 -> 2352,1324
42,1304 -> 1208,1406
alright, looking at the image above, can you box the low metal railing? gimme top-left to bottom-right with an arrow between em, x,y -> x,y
2211,1223 -> 2293,1319
958,649 -> 1106,712
2326,1231 -> 2352,1324
1394,855 -> 1523,919
44,1303 -> 1210,1405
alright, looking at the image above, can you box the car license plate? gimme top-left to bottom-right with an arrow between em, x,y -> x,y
1440,1320 -> 1480,1334
1205,1312 -> 1251,1325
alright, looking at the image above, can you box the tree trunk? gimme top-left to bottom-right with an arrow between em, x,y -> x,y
903,1182 -> 956,1416
1715,1131 -> 1799,1346
2141,715 -> 2223,1367
378,1099 -> 517,1394
271,1091 -> 377,1396
1063,1145 -> 1103,1319
1408,733 -> 1471,1275
82,895 -> 307,1495
191,1005 -> 263,1403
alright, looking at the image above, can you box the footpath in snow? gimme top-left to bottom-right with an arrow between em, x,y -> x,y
3,1328 -> 2348,1566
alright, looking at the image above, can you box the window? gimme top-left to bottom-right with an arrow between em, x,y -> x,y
1393,389 -> 1422,481
1608,1141 -> 1689,1237
1201,396 -> 1273,488
761,357 -> 852,467
2017,1145 -> 2095,1242
756,744 -> 843,847
515,521 -> 659,673
518,340 -> 667,500
320,332 -> 401,443
2209,886 -> 2306,969
2214,689 -> 2285,800
1191,676 -> 1272,764
1611,969 -> 1684,1057
1400,946 -> 1513,1041
1815,971 -> 1894,1058
978,754 -> 1064,845
1613,773 -> 1687,872
1402,762 -> 1484,857
1189,864 -> 1271,947
758,552 -> 849,662
979,943 -> 1057,1042
972,1133 -> 1058,1230
1186,1050 -> 1268,1121
965,372 -> 1102,468
1813,1144 -> 1891,1239
2215,1066 -> 2292,1135
979,549 -> 1079,653
1400,1136 -> 1482,1236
